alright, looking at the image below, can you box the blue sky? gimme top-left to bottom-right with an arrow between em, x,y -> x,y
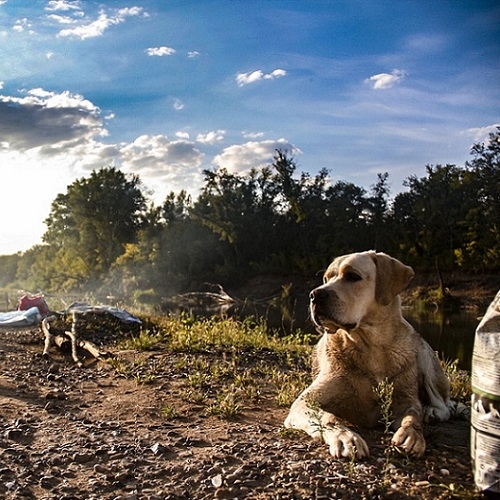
0,0 -> 499,255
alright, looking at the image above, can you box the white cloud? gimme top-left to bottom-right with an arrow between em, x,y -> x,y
47,14 -> 78,24
146,46 -> 176,57
57,6 -> 146,40
188,51 -> 200,58
173,99 -> 184,110
242,131 -> 264,139
0,88 -> 205,181
0,88 -> 104,151
0,87 -> 209,212
236,68 -> 287,87
464,123 -> 500,143
119,135 -> 204,198
213,138 -> 300,174
405,33 -> 448,53
366,69 -> 406,90
120,135 -> 203,171
196,130 -> 226,145
0,81 -> 3,89
45,1 -> 82,12
13,18 -> 34,34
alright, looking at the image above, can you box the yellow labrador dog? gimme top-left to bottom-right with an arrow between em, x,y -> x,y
285,251 -> 451,459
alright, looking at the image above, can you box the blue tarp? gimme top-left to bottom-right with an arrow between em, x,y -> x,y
0,307 -> 42,327
0,302 -> 141,328
65,302 -> 142,324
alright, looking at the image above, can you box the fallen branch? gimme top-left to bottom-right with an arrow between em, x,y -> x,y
41,312 -> 111,365
65,320 -> 82,367
41,316 -> 57,357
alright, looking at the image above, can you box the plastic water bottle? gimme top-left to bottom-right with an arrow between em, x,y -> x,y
471,289 -> 500,498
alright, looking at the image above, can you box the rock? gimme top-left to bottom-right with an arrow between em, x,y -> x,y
211,473 -> 224,488
4,428 -> 23,440
39,474 -> 61,489
150,442 -> 172,455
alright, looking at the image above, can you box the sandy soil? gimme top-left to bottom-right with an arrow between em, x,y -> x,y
0,323 -> 481,500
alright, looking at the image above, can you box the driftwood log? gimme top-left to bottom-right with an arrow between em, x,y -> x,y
41,312 -> 111,366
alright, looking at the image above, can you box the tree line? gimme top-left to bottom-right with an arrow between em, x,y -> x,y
1,128 -> 499,301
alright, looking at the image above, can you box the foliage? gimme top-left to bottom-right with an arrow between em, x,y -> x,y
1,129 -> 499,295
21,167 -> 146,291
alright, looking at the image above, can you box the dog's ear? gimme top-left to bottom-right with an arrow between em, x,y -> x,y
372,252 -> 414,306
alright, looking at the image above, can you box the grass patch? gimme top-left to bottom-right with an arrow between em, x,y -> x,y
108,314 -> 470,428
109,314 -> 312,420
442,358 -> 471,402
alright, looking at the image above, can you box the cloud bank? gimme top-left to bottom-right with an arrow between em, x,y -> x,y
236,69 -> 287,87
56,6 -> 147,39
213,139 -> 300,174
0,87 -> 299,201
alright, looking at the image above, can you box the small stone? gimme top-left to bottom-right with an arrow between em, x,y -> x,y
48,363 -> 60,373
72,452 -> 93,464
40,475 -> 60,489
45,390 -> 66,400
44,401 -> 59,412
150,442 -> 169,455
415,480 -> 430,487
94,464 -> 109,474
440,468 -> 450,476
211,474 -> 223,488
5,481 -> 16,490
114,471 -> 130,483
4,428 -> 23,440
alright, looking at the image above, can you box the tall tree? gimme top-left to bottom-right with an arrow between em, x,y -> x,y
394,164 -> 473,293
367,172 -> 390,251
43,167 -> 146,281
463,127 -> 500,269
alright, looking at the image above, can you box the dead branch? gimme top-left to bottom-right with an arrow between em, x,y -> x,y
65,312 -> 82,366
41,312 -> 111,365
77,339 -> 110,360
41,316 -> 56,357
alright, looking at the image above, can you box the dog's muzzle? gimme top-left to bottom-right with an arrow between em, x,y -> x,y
309,288 -> 356,332
309,287 -> 332,330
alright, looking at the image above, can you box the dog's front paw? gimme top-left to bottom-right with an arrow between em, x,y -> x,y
391,425 -> 426,456
324,426 -> 370,459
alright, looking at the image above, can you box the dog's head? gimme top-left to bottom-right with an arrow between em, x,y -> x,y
310,251 -> 414,332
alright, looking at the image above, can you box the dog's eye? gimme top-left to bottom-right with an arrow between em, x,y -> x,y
344,272 -> 362,282
323,273 -> 336,283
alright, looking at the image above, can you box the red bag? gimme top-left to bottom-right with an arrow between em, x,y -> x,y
17,295 -> 50,316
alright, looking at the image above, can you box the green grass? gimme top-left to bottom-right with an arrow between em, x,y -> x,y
108,314 -> 312,419
441,358 -> 471,402
107,314 -> 471,428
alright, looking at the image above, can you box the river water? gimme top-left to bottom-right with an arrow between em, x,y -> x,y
165,297 -> 480,371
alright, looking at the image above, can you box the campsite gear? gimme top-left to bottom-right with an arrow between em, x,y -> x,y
18,294 -> 50,316
0,307 -> 42,327
471,289 -> 500,497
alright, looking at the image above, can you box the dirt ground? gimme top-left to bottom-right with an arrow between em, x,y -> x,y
0,323 -> 482,500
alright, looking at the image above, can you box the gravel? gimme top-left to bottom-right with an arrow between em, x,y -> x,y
0,326 -> 479,499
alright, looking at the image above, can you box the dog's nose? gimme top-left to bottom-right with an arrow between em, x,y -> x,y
310,288 -> 328,303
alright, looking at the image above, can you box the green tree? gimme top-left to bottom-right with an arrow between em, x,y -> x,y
392,164 -> 473,292
366,172 -> 390,251
0,253 -> 21,287
321,180 -> 369,257
462,127 -> 500,269
43,167 -> 146,282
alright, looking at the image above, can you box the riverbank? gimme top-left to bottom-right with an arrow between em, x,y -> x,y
0,315 -> 479,499
403,272 -> 498,312
226,271 -> 498,317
